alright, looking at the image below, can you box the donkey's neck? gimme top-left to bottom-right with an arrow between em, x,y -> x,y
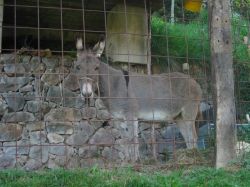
98,62 -> 127,97
99,62 -> 121,75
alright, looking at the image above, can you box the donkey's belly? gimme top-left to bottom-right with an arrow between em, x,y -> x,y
138,110 -> 172,121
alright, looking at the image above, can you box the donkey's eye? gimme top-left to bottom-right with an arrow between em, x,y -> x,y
76,65 -> 80,70
94,67 -> 99,71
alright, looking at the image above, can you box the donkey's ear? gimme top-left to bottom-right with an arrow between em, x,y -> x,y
93,35 -> 105,58
76,37 -> 83,50
76,37 -> 83,59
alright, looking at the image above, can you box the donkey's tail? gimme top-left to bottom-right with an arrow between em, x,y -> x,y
195,104 -> 204,133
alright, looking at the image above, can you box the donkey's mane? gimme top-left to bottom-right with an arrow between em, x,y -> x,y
78,50 -> 97,60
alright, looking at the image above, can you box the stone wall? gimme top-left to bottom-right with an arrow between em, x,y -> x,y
0,54 -> 191,170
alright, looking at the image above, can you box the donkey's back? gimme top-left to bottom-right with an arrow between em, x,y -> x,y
129,72 -> 202,122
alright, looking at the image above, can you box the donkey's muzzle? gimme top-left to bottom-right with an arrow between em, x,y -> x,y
79,77 -> 94,98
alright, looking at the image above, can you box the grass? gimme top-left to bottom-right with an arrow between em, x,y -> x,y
0,166 -> 250,187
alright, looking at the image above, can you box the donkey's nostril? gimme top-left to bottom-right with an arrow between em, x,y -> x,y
83,92 -> 93,98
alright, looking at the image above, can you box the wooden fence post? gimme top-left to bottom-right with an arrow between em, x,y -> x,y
208,0 -> 237,168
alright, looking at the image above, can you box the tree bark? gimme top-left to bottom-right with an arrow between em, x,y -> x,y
208,0 -> 237,168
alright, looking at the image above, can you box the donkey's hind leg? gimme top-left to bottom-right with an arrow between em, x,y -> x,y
176,120 -> 197,149
176,104 -> 198,149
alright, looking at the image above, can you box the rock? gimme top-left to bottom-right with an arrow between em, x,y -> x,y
16,155 -> 28,168
3,140 -> 30,155
47,155 -> 66,169
80,158 -> 104,168
113,120 -> 134,139
30,56 -> 42,64
102,147 -> 120,161
0,155 -> 16,169
46,122 -> 73,135
2,112 -> 35,122
0,97 -> 8,117
79,146 -> 100,158
66,147 -> 79,157
30,131 -> 47,144
111,128 -> 121,139
47,133 -> 64,144
114,139 -> 134,160
25,121 -> 45,132
43,57 -> 59,69
47,158 -> 59,169
97,109 -> 110,120
41,67 -> 69,86
160,126 -> 181,140
3,63 -> 30,76
3,92 -> 25,112
29,145 -> 49,163
139,122 -> 151,132
26,101 -> 42,113
47,86 -> 84,108
23,92 -> 36,101
66,158 -> 80,169
89,128 -> 115,145
90,119 -> 104,130
81,107 -> 96,119
19,55 -> 31,63
49,144 -> 66,156
0,77 -> 32,92
29,59 -> 46,76
63,88 -> 85,109
157,138 -> 175,154
66,132 -> 90,146
46,86 -> 62,104
26,101 -> 55,116
0,124 -> 22,141
19,84 -> 33,92
61,56 -> 74,68
95,99 -> 106,110
45,108 -> 82,122
24,159 -> 43,171
64,73 -> 80,91
0,54 -> 15,64
77,121 -> 95,135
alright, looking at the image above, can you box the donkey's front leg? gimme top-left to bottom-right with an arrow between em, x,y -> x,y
133,118 -> 140,161
126,114 -> 140,162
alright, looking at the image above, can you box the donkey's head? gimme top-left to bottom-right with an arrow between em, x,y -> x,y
75,36 -> 105,98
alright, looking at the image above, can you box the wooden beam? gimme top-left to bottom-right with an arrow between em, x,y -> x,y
0,0 -> 3,52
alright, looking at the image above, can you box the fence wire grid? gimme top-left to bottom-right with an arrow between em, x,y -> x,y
0,0 -> 249,171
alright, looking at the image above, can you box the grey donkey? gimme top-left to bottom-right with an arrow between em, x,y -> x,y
75,37 -> 202,162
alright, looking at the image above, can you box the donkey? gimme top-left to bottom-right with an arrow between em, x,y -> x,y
75,38 -> 202,161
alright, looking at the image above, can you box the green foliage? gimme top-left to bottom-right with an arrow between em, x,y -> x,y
232,0 -> 250,18
0,167 -> 250,187
151,9 -> 250,119
156,0 -> 201,22
151,15 -> 209,66
238,125 -> 250,143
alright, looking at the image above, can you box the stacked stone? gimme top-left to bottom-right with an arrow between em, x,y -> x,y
0,54 -> 185,170
0,54 -> 141,170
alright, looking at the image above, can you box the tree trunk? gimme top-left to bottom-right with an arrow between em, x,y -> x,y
170,0 -> 175,23
208,0 -> 237,168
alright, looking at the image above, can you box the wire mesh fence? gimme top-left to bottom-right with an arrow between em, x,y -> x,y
0,0 -> 249,171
